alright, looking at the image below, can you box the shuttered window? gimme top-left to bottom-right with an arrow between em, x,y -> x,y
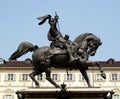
109,74 -> 119,81
3,95 -> 13,99
5,74 -> 15,81
113,94 -> 119,99
52,74 -> 60,81
65,74 -> 75,81
19,74 -> 30,81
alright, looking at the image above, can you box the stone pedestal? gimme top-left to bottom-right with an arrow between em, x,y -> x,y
16,87 -> 113,99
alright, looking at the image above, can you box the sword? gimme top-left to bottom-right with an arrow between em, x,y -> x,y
55,12 -> 61,32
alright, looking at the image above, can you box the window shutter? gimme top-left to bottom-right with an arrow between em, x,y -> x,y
13,74 -> 16,81
11,95 -> 14,99
58,74 -> 60,80
5,74 -> 8,80
19,74 -> 22,80
94,74 -> 96,81
109,74 -> 111,81
3,95 -> 5,99
72,74 -> 75,80
64,74 -> 67,80
119,74 -> 120,80
28,74 -> 30,80
79,74 -> 82,81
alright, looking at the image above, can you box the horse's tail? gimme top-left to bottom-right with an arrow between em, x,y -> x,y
9,41 -> 39,60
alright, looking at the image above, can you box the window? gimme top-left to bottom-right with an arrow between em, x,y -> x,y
20,74 -> 29,81
37,74 -> 43,80
113,94 -> 119,99
112,74 -> 118,80
5,74 -> 15,81
109,74 -> 120,81
95,74 -> 103,81
52,74 -> 59,80
79,74 -> 84,81
3,95 -> 13,99
66,74 -> 75,81
79,74 -> 90,81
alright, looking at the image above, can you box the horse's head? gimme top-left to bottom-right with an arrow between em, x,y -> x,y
74,33 -> 102,57
87,38 -> 102,56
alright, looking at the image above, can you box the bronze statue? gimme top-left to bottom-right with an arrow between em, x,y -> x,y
9,35 -> 106,88
9,14 -> 106,88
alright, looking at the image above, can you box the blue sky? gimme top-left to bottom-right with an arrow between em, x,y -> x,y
0,0 -> 120,61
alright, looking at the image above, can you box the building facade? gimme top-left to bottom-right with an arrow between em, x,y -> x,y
0,58 -> 120,99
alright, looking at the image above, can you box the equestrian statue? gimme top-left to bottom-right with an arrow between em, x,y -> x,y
9,14 -> 106,88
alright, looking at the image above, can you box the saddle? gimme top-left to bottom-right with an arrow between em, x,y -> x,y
48,47 -> 67,57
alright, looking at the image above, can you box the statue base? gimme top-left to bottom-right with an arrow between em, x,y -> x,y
16,87 -> 113,99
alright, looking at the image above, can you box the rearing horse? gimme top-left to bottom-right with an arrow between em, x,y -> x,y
9,33 -> 106,88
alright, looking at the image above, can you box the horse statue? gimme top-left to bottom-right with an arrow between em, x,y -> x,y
9,33 -> 106,88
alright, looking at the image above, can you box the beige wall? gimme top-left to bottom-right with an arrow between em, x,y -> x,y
0,67 -> 120,99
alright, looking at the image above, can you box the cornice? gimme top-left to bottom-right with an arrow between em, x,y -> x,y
88,67 -> 120,70
0,67 -> 32,70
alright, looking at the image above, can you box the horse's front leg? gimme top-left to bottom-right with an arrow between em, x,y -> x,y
95,61 -> 106,79
45,68 -> 60,88
79,68 -> 92,87
86,61 -> 106,79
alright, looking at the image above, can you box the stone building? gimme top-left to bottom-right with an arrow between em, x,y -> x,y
0,58 -> 120,99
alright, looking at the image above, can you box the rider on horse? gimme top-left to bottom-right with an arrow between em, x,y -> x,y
37,14 -> 76,62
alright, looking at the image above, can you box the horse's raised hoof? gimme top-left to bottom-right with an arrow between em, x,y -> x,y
36,84 -> 40,88
55,85 -> 60,88
101,71 -> 106,79
88,85 -> 93,88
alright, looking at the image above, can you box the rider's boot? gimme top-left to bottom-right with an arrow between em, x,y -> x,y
69,55 -> 75,63
67,47 -> 77,63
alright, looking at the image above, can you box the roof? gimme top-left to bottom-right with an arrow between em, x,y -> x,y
0,58 -> 120,68
0,58 -> 33,68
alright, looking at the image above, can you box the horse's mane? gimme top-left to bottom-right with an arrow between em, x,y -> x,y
73,33 -> 93,45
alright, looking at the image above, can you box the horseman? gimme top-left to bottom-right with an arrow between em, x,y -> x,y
37,14 -> 76,62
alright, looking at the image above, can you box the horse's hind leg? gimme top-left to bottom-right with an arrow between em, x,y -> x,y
29,70 -> 40,87
79,69 -> 92,87
45,68 -> 60,88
